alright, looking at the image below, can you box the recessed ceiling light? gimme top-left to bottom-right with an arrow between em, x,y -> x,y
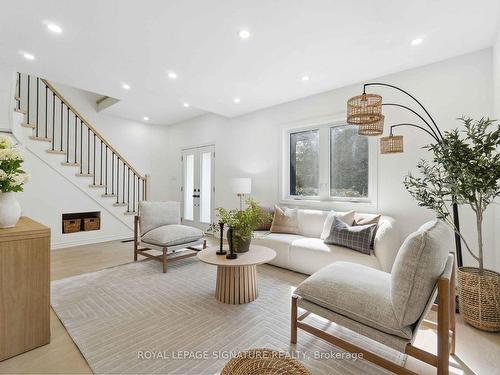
46,22 -> 62,33
167,71 -> 177,79
121,83 -> 131,90
233,97 -> 241,103
411,37 -> 423,46
301,75 -> 310,81
143,116 -> 149,121
183,102 -> 190,108
22,52 -> 35,60
239,29 -> 251,39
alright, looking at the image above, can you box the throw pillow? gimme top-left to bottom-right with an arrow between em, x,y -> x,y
354,214 -> 381,249
254,206 -> 274,231
270,206 -> 299,234
324,217 -> 376,255
320,210 -> 355,240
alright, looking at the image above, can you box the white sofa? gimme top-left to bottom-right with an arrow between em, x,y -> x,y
252,209 -> 400,275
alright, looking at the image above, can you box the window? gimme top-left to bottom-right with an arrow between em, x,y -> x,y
330,125 -> 368,198
284,120 -> 374,204
289,129 -> 319,196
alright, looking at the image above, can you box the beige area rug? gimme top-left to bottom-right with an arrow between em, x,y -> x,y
51,258 -> 406,374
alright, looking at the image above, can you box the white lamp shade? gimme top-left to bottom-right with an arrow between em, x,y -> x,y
231,178 -> 252,194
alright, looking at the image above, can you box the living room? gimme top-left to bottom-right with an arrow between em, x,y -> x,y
0,1 -> 499,375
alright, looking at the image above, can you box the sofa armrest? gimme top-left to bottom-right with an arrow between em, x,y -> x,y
373,217 -> 401,273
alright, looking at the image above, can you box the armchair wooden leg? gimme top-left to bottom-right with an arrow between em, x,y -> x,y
162,248 -> 168,273
437,278 -> 450,375
134,215 -> 139,261
291,295 -> 298,344
449,263 -> 456,355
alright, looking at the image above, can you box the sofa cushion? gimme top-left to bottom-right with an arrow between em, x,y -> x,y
297,209 -> 330,238
289,237 -> 381,275
252,232 -> 303,269
139,201 -> 181,235
324,217 -> 376,255
391,220 -> 451,327
141,224 -> 203,247
320,210 -> 355,240
295,262 -> 413,339
270,206 -> 299,234
354,214 -> 381,249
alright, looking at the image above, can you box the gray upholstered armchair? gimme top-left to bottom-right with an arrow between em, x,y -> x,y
134,201 -> 206,273
291,220 -> 456,375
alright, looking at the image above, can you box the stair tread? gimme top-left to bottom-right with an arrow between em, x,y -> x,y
76,173 -> 94,177
15,108 -> 26,114
124,211 -> 137,215
113,203 -> 127,206
102,194 -> 117,197
89,184 -> 106,188
46,149 -> 66,154
21,123 -> 36,129
61,162 -> 80,166
30,136 -> 52,142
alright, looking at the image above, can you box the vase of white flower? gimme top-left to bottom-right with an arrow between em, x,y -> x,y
0,135 -> 28,228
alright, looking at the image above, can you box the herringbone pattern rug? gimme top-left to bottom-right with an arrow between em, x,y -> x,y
51,258 -> 405,374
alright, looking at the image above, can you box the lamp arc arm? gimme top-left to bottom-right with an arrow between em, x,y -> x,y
364,82 -> 443,139
389,123 -> 440,143
381,103 -> 441,141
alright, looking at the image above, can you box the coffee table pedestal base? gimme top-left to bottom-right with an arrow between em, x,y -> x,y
215,265 -> 257,304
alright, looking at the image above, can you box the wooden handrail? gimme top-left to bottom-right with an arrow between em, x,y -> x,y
41,79 -> 145,180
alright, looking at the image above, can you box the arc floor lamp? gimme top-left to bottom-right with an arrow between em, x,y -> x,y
346,83 -> 463,267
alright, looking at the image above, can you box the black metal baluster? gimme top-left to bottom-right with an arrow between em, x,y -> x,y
116,158 -> 120,204
66,107 -> 70,163
133,174 -> 136,212
137,176 -> 140,210
142,179 -> 145,200
80,119 -> 83,174
27,75 -> 30,124
51,92 -> 55,150
74,115 -> 78,164
36,77 -> 39,136
122,163 -> 125,204
45,84 -> 48,138
87,128 -> 90,174
93,134 -> 96,185
17,72 -> 21,110
127,168 -> 130,212
105,145 -> 108,194
60,100 -> 63,151
100,140 -> 103,185
111,152 -> 114,195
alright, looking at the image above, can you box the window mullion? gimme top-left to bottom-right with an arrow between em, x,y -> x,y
318,127 -> 330,200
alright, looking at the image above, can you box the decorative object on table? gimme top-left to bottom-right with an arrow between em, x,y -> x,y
231,177 -> 252,210
0,135 -> 28,228
254,206 -> 274,231
221,348 -> 311,375
226,227 -> 238,259
404,117 -> 500,332
216,221 -> 227,255
346,82 -> 464,267
208,198 -> 272,253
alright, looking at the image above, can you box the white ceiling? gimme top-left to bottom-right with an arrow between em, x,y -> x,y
1,0 -> 499,125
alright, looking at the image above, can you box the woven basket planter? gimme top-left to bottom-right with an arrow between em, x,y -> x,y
458,267 -> 500,332
221,348 -> 310,375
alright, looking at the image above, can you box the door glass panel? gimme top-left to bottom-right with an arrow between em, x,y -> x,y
184,154 -> 194,220
200,151 -> 212,223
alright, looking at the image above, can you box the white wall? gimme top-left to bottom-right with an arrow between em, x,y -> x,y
152,49 -> 498,271
0,64 -> 16,133
493,30 -> 500,272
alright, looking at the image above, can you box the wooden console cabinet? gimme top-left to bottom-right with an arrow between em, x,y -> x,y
0,217 -> 50,361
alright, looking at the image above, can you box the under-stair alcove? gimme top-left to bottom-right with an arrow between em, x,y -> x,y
62,211 -> 101,234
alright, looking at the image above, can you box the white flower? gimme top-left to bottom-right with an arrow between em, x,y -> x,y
0,136 -> 13,149
10,173 -> 28,187
0,169 -> 7,181
0,148 -> 22,161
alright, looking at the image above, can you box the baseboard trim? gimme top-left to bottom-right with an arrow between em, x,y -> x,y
51,233 -> 132,250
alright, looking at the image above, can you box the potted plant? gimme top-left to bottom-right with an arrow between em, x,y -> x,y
208,198 -> 272,253
0,135 -> 28,228
404,117 -> 500,331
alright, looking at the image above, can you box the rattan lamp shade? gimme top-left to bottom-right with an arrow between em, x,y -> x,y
347,93 -> 383,125
358,115 -> 384,136
380,135 -> 404,154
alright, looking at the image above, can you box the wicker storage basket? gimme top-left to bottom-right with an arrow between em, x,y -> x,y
63,218 -> 81,233
83,217 -> 100,231
458,267 -> 500,332
221,348 -> 310,375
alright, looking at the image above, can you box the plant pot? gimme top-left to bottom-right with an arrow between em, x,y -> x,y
458,267 -> 500,332
0,192 -> 21,228
226,229 -> 251,253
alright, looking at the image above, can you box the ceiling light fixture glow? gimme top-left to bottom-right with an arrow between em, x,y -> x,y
46,23 -> 62,33
22,52 -> 35,60
239,29 -> 251,39
143,116 -> 149,121
301,75 -> 310,81
233,97 -> 241,103
167,71 -> 177,79
121,83 -> 131,90
411,37 -> 423,46
183,102 -> 190,108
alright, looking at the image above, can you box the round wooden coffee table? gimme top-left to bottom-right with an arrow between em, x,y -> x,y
197,245 -> 276,304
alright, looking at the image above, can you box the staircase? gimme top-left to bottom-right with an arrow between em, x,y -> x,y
13,72 -> 148,224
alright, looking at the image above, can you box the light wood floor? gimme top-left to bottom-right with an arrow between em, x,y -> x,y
0,239 -> 498,375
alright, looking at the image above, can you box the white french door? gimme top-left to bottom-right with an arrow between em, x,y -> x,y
181,145 -> 215,230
